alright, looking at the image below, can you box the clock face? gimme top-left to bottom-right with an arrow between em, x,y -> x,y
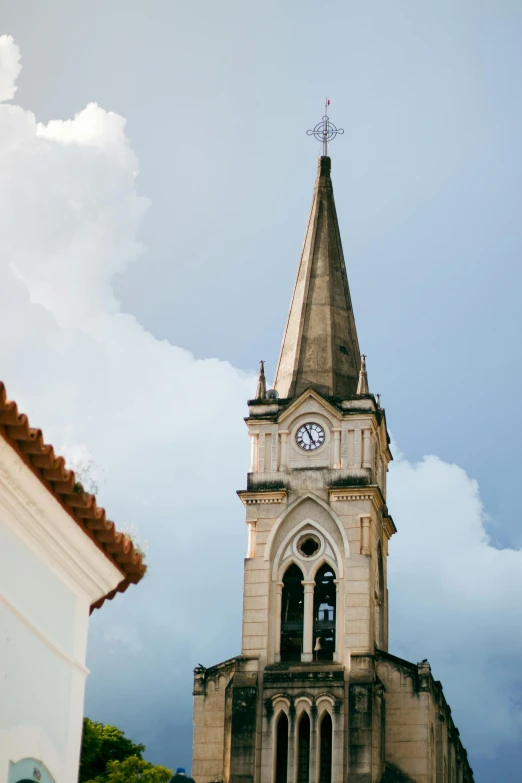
296,422 -> 325,451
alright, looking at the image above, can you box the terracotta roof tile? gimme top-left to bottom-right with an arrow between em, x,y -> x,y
0,381 -> 146,611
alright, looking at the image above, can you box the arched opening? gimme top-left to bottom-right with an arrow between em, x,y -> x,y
313,564 -> 336,661
275,712 -> 289,783
8,760 -> 55,783
281,563 -> 304,661
319,712 -> 333,783
297,712 -> 311,783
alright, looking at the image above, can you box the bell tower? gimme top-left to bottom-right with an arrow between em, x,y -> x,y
239,154 -> 394,669
192,145 -> 475,783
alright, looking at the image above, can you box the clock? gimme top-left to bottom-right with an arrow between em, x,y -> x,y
296,422 -> 325,451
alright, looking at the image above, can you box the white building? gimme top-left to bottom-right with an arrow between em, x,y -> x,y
0,381 -> 146,783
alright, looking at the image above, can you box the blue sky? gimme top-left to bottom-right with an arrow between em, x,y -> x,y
0,2 -> 521,781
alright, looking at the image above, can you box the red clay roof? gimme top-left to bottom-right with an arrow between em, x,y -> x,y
0,381 -> 146,611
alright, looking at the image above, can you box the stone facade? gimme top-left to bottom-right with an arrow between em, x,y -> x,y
191,156 -> 474,783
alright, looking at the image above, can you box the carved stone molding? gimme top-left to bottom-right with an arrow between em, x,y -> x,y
238,490 -> 287,506
331,492 -> 375,502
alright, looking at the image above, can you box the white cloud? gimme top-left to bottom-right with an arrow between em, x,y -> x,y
0,35 -> 521,771
387,451 -> 522,755
0,35 -> 21,102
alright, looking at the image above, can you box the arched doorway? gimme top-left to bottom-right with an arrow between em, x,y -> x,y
275,712 -> 289,783
313,564 -> 336,660
280,563 -> 304,661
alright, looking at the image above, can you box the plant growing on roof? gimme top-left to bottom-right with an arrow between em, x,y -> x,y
60,443 -> 104,497
121,523 -> 149,563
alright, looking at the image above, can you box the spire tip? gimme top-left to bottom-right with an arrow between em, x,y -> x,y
255,360 -> 267,400
357,354 -> 369,395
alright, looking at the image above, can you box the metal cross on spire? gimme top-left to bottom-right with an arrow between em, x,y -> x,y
306,98 -> 344,157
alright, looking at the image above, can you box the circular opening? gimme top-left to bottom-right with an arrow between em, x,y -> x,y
298,535 -> 320,558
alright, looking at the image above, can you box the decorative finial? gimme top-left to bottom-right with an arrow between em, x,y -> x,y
255,360 -> 267,400
376,393 -> 381,408
356,354 -> 369,395
306,98 -> 344,157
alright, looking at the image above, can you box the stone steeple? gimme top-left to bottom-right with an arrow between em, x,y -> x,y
192,147 -> 475,783
273,156 -> 361,400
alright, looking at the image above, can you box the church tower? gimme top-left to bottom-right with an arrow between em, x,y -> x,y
192,152 -> 474,783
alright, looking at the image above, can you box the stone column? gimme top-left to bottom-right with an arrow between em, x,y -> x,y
260,702 -> 274,783
332,428 -> 341,469
341,429 -> 348,469
249,433 -> 259,472
270,430 -> 278,471
309,705 -> 318,783
275,582 -> 283,663
258,432 -> 266,472
279,431 -> 289,471
246,521 -> 256,559
360,516 -> 371,556
347,429 -> 355,467
333,579 -> 341,663
332,703 -> 343,783
354,429 -> 361,467
302,581 -> 315,663
287,705 -> 296,783
362,429 -> 372,468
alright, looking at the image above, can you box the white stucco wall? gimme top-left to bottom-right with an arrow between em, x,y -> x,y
0,436 -> 125,783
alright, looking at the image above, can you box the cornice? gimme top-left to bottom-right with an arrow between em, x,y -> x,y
330,490 -> 375,502
0,438 -> 124,605
237,489 -> 287,506
329,486 -> 397,537
329,485 -> 384,513
383,516 -> 397,538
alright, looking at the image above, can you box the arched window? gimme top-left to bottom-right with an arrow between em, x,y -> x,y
313,564 -> 336,661
297,713 -> 310,783
275,712 -> 289,783
319,712 -> 333,783
281,564 -> 304,661
8,760 -> 55,783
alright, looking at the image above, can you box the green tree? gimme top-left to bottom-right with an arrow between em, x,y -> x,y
85,755 -> 172,783
80,718 -> 146,782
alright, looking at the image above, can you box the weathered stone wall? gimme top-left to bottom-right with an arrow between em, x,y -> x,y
376,659 -> 430,782
192,660 -> 237,783
375,653 -> 474,783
